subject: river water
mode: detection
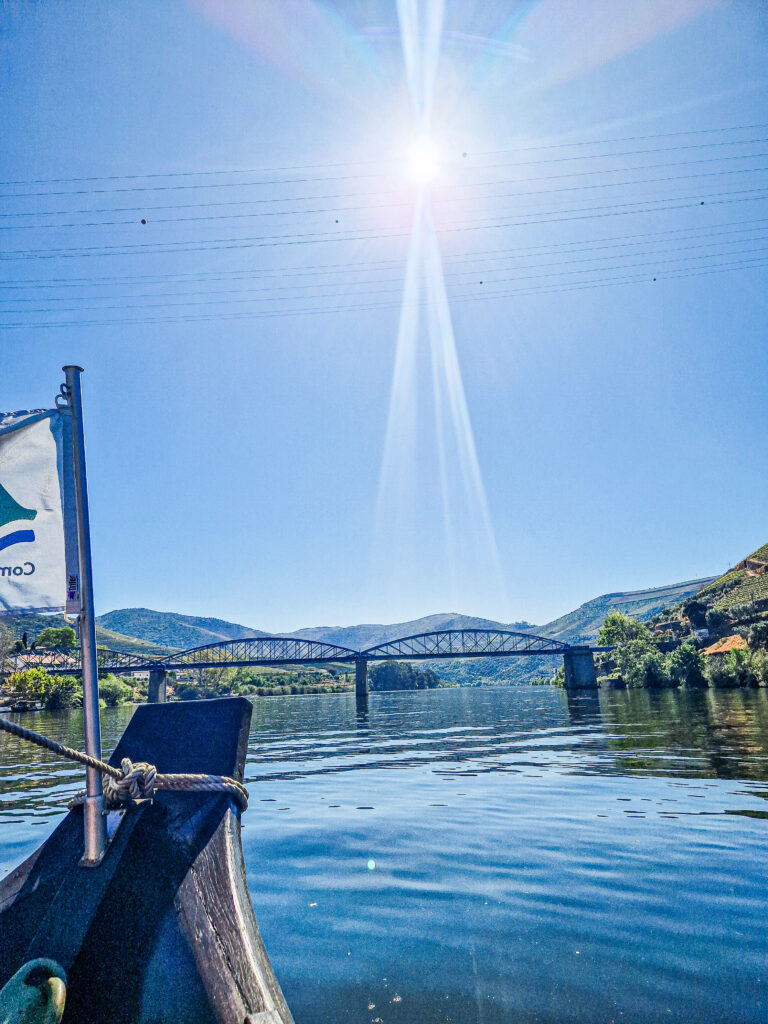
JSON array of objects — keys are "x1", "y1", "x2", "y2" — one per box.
[{"x1": 1, "y1": 686, "x2": 767, "y2": 1023}]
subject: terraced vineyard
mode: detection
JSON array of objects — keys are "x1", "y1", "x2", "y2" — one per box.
[
  {"x1": 715, "y1": 571, "x2": 768, "y2": 609},
  {"x1": 694, "y1": 543, "x2": 768, "y2": 611}
]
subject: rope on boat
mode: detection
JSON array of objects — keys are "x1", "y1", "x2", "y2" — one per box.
[{"x1": 0, "y1": 716, "x2": 249, "y2": 812}]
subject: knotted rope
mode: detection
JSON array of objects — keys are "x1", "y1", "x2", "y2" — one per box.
[{"x1": 0, "y1": 716, "x2": 249, "y2": 812}]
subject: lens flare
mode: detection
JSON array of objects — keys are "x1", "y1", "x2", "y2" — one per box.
[
  {"x1": 371, "y1": 0, "x2": 508, "y2": 618},
  {"x1": 405, "y1": 136, "x2": 440, "y2": 184}
]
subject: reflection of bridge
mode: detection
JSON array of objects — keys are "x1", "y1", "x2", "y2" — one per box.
[{"x1": 11, "y1": 629, "x2": 599, "y2": 699}]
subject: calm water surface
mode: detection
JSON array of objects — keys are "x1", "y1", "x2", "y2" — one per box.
[{"x1": 2, "y1": 686, "x2": 767, "y2": 1023}]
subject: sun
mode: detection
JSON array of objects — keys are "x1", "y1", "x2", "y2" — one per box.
[{"x1": 405, "y1": 136, "x2": 440, "y2": 185}]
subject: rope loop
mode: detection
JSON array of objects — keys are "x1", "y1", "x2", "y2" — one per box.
[{"x1": 103, "y1": 758, "x2": 157, "y2": 804}]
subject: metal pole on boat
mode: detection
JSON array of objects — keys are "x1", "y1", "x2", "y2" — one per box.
[{"x1": 63, "y1": 365, "x2": 107, "y2": 865}]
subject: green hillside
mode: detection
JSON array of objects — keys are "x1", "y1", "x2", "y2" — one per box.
[
  {"x1": 675, "y1": 543, "x2": 768, "y2": 615},
  {"x1": 1, "y1": 611, "x2": 174, "y2": 657},
  {"x1": 538, "y1": 577, "x2": 716, "y2": 645},
  {"x1": 96, "y1": 608, "x2": 269, "y2": 649}
]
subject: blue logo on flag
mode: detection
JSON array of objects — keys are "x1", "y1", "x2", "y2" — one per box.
[{"x1": 0, "y1": 481, "x2": 36, "y2": 552}]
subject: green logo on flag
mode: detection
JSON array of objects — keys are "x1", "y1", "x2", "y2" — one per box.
[
  {"x1": 0, "y1": 482, "x2": 37, "y2": 530},
  {"x1": 0, "y1": 482, "x2": 37, "y2": 553}
]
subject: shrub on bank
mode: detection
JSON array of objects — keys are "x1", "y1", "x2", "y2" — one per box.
[
  {"x1": 748, "y1": 621, "x2": 768, "y2": 649},
  {"x1": 702, "y1": 649, "x2": 768, "y2": 689},
  {"x1": 667, "y1": 643, "x2": 707, "y2": 689},
  {"x1": 626, "y1": 649, "x2": 671, "y2": 689},
  {"x1": 750, "y1": 650, "x2": 768, "y2": 687},
  {"x1": 369, "y1": 661, "x2": 441, "y2": 691},
  {"x1": 5, "y1": 667, "x2": 82, "y2": 709},
  {"x1": 98, "y1": 675, "x2": 134, "y2": 706}
]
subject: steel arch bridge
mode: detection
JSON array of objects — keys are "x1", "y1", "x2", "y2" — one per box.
[{"x1": 9, "y1": 629, "x2": 574, "y2": 677}]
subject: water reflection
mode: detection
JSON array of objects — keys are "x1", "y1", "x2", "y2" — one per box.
[
  {"x1": 600, "y1": 687, "x2": 768, "y2": 780},
  {"x1": 564, "y1": 689, "x2": 602, "y2": 725},
  {"x1": 355, "y1": 690, "x2": 369, "y2": 726}
]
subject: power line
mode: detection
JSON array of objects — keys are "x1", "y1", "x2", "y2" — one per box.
[
  {"x1": 4, "y1": 185, "x2": 768, "y2": 260},
  {"x1": 457, "y1": 136, "x2": 768, "y2": 172},
  {"x1": 2, "y1": 121, "x2": 766, "y2": 190},
  {"x1": 2, "y1": 254, "x2": 765, "y2": 329},
  {"x1": 3, "y1": 216, "x2": 767, "y2": 290},
  {"x1": 3, "y1": 149, "x2": 767, "y2": 228},
  {"x1": 470, "y1": 121, "x2": 768, "y2": 157},
  {"x1": 4, "y1": 236, "x2": 768, "y2": 308},
  {"x1": 4, "y1": 240, "x2": 767, "y2": 314}
]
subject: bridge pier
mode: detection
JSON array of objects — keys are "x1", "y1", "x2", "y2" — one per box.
[
  {"x1": 355, "y1": 658, "x2": 368, "y2": 697},
  {"x1": 563, "y1": 647, "x2": 598, "y2": 690},
  {"x1": 148, "y1": 667, "x2": 167, "y2": 704}
]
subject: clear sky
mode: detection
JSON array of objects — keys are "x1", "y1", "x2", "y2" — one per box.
[{"x1": 1, "y1": 1, "x2": 766, "y2": 631}]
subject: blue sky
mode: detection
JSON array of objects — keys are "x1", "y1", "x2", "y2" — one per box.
[{"x1": 1, "y1": 1, "x2": 766, "y2": 631}]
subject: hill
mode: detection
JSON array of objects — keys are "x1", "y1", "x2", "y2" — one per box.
[
  {"x1": 690, "y1": 543, "x2": 768, "y2": 612},
  {"x1": 539, "y1": 577, "x2": 716, "y2": 645},
  {"x1": 95, "y1": 608, "x2": 269, "y2": 650},
  {"x1": 0, "y1": 611, "x2": 174, "y2": 657},
  {"x1": 654, "y1": 542, "x2": 768, "y2": 631},
  {"x1": 285, "y1": 612, "x2": 534, "y2": 651},
  {"x1": 90, "y1": 574, "x2": 713, "y2": 668}
]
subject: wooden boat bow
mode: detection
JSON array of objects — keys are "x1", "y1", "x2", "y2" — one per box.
[{"x1": 0, "y1": 697, "x2": 295, "y2": 1024}]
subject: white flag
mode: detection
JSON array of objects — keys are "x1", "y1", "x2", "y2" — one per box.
[{"x1": 0, "y1": 409, "x2": 79, "y2": 617}]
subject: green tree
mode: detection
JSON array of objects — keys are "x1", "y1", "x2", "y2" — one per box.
[
  {"x1": 748, "y1": 650, "x2": 768, "y2": 687},
  {"x1": 34, "y1": 626, "x2": 76, "y2": 649},
  {"x1": 626, "y1": 649, "x2": 670, "y2": 689},
  {"x1": 614, "y1": 636, "x2": 654, "y2": 677},
  {"x1": 748, "y1": 621, "x2": 768, "y2": 649},
  {"x1": 597, "y1": 610, "x2": 651, "y2": 647},
  {"x1": 704, "y1": 651, "x2": 749, "y2": 689},
  {"x1": 705, "y1": 609, "x2": 730, "y2": 635},
  {"x1": 98, "y1": 674, "x2": 133, "y2": 706},
  {"x1": 7, "y1": 667, "x2": 81, "y2": 709},
  {"x1": 369, "y1": 661, "x2": 441, "y2": 691},
  {"x1": 667, "y1": 643, "x2": 706, "y2": 689},
  {"x1": 682, "y1": 599, "x2": 708, "y2": 629}
]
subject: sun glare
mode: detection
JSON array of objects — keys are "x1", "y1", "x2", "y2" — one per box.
[{"x1": 405, "y1": 136, "x2": 440, "y2": 185}]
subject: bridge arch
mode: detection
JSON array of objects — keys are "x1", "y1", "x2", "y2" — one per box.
[
  {"x1": 160, "y1": 636, "x2": 360, "y2": 671},
  {"x1": 361, "y1": 628, "x2": 570, "y2": 660}
]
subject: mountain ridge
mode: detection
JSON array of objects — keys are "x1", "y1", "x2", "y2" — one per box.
[{"x1": 96, "y1": 607, "x2": 269, "y2": 650}]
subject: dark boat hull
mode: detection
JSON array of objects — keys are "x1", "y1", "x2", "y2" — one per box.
[{"x1": 0, "y1": 698, "x2": 294, "y2": 1024}]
